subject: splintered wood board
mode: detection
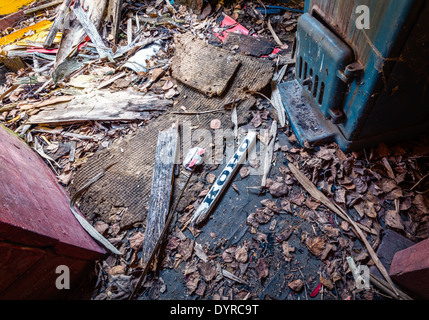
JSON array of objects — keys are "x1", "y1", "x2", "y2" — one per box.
[
  {"x1": 142, "y1": 124, "x2": 179, "y2": 262},
  {"x1": 171, "y1": 33, "x2": 241, "y2": 97},
  {"x1": 26, "y1": 91, "x2": 172, "y2": 124},
  {"x1": 53, "y1": 0, "x2": 107, "y2": 82}
]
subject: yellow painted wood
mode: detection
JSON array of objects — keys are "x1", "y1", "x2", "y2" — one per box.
[
  {"x1": 0, "y1": 20, "x2": 52, "y2": 46},
  {"x1": 0, "y1": 0, "x2": 35, "y2": 15}
]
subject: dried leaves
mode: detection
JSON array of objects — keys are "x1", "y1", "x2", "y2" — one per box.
[
  {"x1": 128, "y1": 231, "x2": 145, "y2": 251},
  {"x1": 239, "y1": 166, "x2": 250, "y2": 179},
  {"x1": 160, "y1": 229, "x2": 276, "y2": 298},
  {"x1": 305, "y1": 236, "x2": 326, "y2": 257},
  {"x1": 293, "y1": 142, "x2": 429, "y2": 238},
  {"x1": 255, "y1": 258, "x2": 269, "y2": 279},
  {"x1": 288, "y1": 279, "x2": 303, "y2": 292},
  {"x1": 241, "y1": 138, "x2": 428, "y2": 298},
  {"x1": 139, "y1": 135, "x2": 427, "y2": 300},
  {"x1": 186, "y1": 271, "x2": 200, "y2": 294},
  {"x1": 269, "y1": 182, "x2": 289, "y2": 198},
  {"x1": 235, "y1": 244, "x2": 248, "y2": 263},
  {"x1": 222, "y1": 247, "x2": 236, "y2": 263},
  {"x1": 178, "y1": 238, "x2": 194, "y2": 261},
  {"x1": 385, "y1": 210, "x2": 405, "y2": 230},
  {"x1": 282, "y1": 242, "x2": 295, "y2": 262},
  {"x1": 198, "y1": 261, "x2": 217, "y2": 282}
]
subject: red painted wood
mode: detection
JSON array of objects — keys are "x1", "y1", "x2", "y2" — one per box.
[
  {"x1": 0, "y1": 138, "x2": 60, "y2": 247},
  {"x1": 0, "y1": 126, "x2": 106, "y2": 260},
  {"x1": 0, "y1": 250, "x2": 94, "y2": 299},
  {"x1": 0, "y1": 242, "x2": 46, "y2": 291},
  {"x1": 0, "y1": 11, "x2": 25, "y2": 31},
  {"x1": 0, "y1": 126, "x2": 107, "y2": 298},
  {"x1": 390, "y1": 238, "x2": 429, "y2": 299}
]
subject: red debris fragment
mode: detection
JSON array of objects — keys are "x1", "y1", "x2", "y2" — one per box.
[
  {"x1": 309, "y1": 282, "x2": 322, "y2": 298},
  {"x1": 214, "y1": 14, "x2": 249, "y2": 41}
]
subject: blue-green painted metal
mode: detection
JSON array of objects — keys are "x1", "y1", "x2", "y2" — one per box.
[
  {"x1": 280, "y1": 0, "x2": 429, "y2": 151},
  {"x1": 295, "y1": 13, "x2": 354, "y2": 122}
]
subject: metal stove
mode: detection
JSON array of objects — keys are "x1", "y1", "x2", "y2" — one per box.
[{"x1": 279, "y1": 0, "x2": 429, "y2": 151}]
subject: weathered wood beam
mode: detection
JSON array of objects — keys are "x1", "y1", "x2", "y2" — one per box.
[
  {"x1": 142, "y1": 124, "x2": 179, "y2": 263},
  {"x1": 26, "y1": 91, "x2": 172, "y2": 125},
  {"x1": 107, "y1": 0, "x2": 123, "y2": 44},
  {"x1": 52, "y1": 0, "x2": 107, "y2": 81}
]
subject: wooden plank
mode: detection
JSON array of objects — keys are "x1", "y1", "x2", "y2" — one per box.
[
  {"x1": 24, "y1": 0, "x2": 63, "y2": 15},
  {"x1": 106, "y1": 0, "x2": 123, "y2": 44},
  {"x1": 190, "y1": 131, "x2": 257, "y2": 226},
  {"x1": 0, "y1": 19, "x2": 52, "y2": 46},
  {"x1": 26, "y1": 91, "x2": 172, "y2": 124},
  {"x1": 129, "y1": 167, "x2": 193, "y2": 300},
  {"x1": 271, "y1": 65, "x2": 288, "y2": 127},
  {"x1": 370, "y1": 273, "x2": 412, "y2": 300},
  {"x1": 0, "y1": 125, "x2": 106, "y2": 259},
  {"x1": 390, "y1": 238, "x2": 429, "y2": 299},
  {"x1": 0, "y1": 11, "x2": 25, "y2": 31},
  {"x1": 0, "y1": 0, "x2": 34, "y2": 15},
  {"x1": 19, "y1": 95, "x2": 74, "y2": 110},
  {"x1": 0, "y1": 251, "x2": 94, "y2": 299},
  {"x1": 127, "y1": 17, "x2": 133, "y2": 45},
  {"x1": 97, "y1": 71, "x2": 126, "y2": 89},
  {"x1": 142, "y1": 124, "x2": 179, "y2": 263},
  {"x1": 1, "y1": 57, "x2": 25, "y2": 72},
  {"x1": 0, "y1": 242, "x2": 46, "y2": 293}
]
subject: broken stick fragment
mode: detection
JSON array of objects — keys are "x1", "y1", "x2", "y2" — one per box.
[
  {"x1": 261, "y1": 120, "x2": 277, "y2": 187},
  {"x1": 43, "y1": 0, "x2": 72, "y2": 48},
  {"x1": 271, "y1": 65, "x2": 288, "y2": 127},
  {"x1": 69, "y1": 162, "x2": 122, "y2": 255},
  {"x1": 190, "y1": 131, "x2": 257, "y2": 226},
  {"x1": 71, "y1": 0, "x2": 113, "y2": 61}
]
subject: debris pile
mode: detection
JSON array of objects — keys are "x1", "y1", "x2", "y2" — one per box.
[{"x1": 1, "y1": 0, "x2": 428, "y2": 301}]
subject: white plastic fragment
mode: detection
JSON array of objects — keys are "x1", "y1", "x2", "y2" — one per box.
[{"x1": 183, "y1": 147, "x2": 205, "y2": 171}]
